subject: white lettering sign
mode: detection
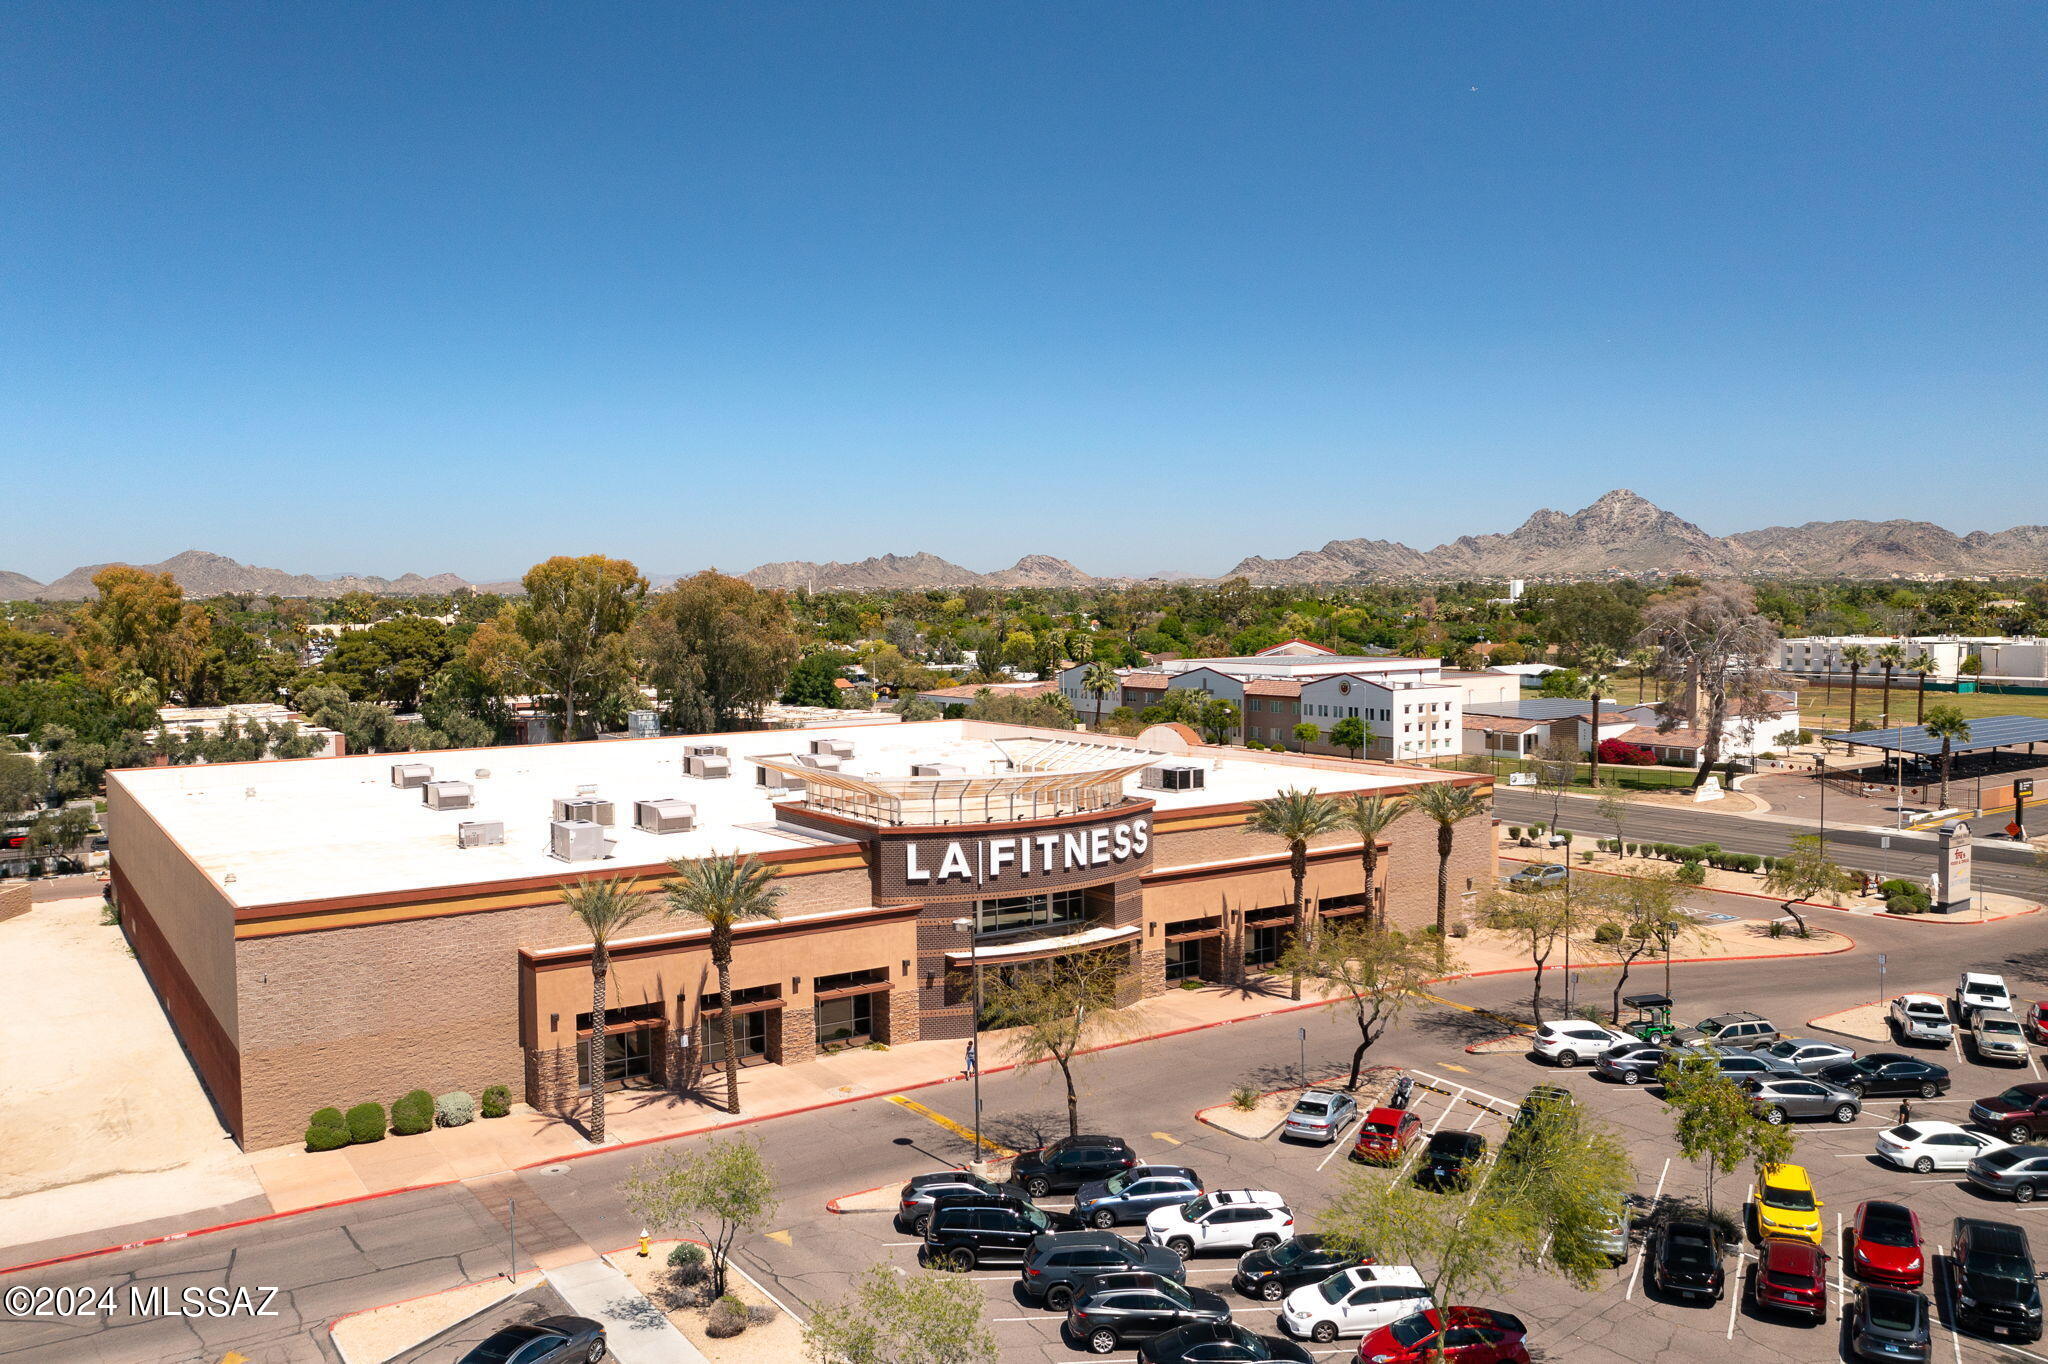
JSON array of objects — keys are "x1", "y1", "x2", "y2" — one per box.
[{"x1": 900, "y1": 817, "x2": 1153, "y2": 886}]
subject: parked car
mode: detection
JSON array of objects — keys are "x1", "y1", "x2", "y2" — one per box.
[
  {"x1": 1958, "y1": 972, "x2": 2015, "y2": 1022},
  {"x1": 1232, "y1": 1234, "x2": 1363, "y2": 1302},
  {"x1": 1019, "y1": 1231, "x2": 1185, "y2": 1307},
  {"x1": 1818, "y1": 1053, "x2": 1950, "y2": 1100},
  {"x1": 1874, "y1": 1121, "x2": 2009, "y2": 1174},
  {"x1": 1749, "y1": 1037, "x2": 1858, "y2": 1075},
  {"x1": 1946, "y1": 1217, "x2": 2043, "y2": 1341},
  {"x1": 1753, "y1": 1236, "x2": 1830, "y2": 1323},
  {"x1": 1970, "y1": 1083, "x2": 2048, "y2": 1142},
  {"x1": 1965, "y1": 1146, "x2": 2048, "y2": 1203},
  {"x1": 1674, "y1": 1010, "x2": 1778, "y2": 1048},
  {"x1": 1505, "y1": 864, "x2": 1567, "y2": 892},
  {"x1": 1584, "y1": 1200, "x2": 1632, "y2": 1267},
  {"x1": 456, "y1": 1317, "x2": 607, "y2": 1364},
  {"x1": 923, "y1": 1199, "x2": 1080, "y2": 1270},
  {"x1": 1746, "y1": 1076, "x2": 1861, "y2": 1125},
  {"x1": 1970, "y1": 1009, "x2": 2032, "y2": 1065},
  {"x1": 1277, "y1": 1265, "x2": 1433, "y2": 1342},
  {"x1": 1650, "y1": 1219, "x2": 1727, "y2": 1303},
  {"x1": 1012, "y1": 1135, "x2": 1139, "y2": 1196},
  {"x1": 1511, "y1": 1083, "x2": 1574, "y2": 1128},
  {"x1": 1145, "y1": 1189, "x2": 1293, "y2": 1258},
  {"x1": 1065, "y1": 1271, "x2": 1231, "y2": 1353},
  {"x1": 1074, "y1": 1165, "x2": 1204, "y2": 1228},
  {"x1": 1136, "y1": 1320, "x2": 1313, "y2": 1364},
  {"x1": 1529, "y1": 1018, "x2": 1632, "y2": 1067},
  {"x1": 2025, "y1": 1001, "x2": 2048, "y2": 1045},
  {"x1": 895, "y1": 1170, "x2": 1034, "y2": 1234},
  {"x1": 1415, "y1": 1132, "x2": 1487, "y2": 1192},
  {"x1": 1282, "y1": 1089, "x2": 1359, "y2": 1144},
  {"x1": 1353, "y1": 1307, "x2": 1532, "y2": 1364},
  {"x1": 1750, "y1": 1163, "x2": 1825, "y2": 1245},
  {"x1": 1847, "y1": 1284, "x2": 1931, "y2": 1363},
  {"x1": 1889, "y1": 994, "x2": 1955, "y2": 1045},
  {"x1": 1851, "y1": 1200, "x2": 1925, "y2": 1287},
  {"x1": 1351, "y1": 1107, "x2": 1424, "y2": 1164},
  {"x1": 1593, "y1": 1042, "x2": 1670, "y2": 1086},
  {"x1": 1702, "y1": 1046, "x2": 1799, "y2": 1084}
]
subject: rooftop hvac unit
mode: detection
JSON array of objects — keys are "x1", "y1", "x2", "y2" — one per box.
[
  {"x1": 1140, "y1": 762, "x2": 1206, "y2": 792},
  {"x1": 809, "y1": 737, "x2": 855, "y2": 759},
  {"x1": 912, "y1": 762, "x2": 966, "y2": 776},
  {"x1": 683, "y1": 752, "x2": 731, "y2": 779},
  {"x1": 390, "y1": 763, "x2": 433, "y2": 789},
  {"x1": 634, "y1": 798, "x2": 696, "y2": 834},
  {"x1": 552, "y1": 797, "x2": 616, "y2": 826},
  {"x1": 756, "y1": 761, "x2": 806, "y2": 791},
  {"x1": 627, "y1": 709, "x2": 661, "y2": 739},
  {"x1": 422, "y1": 780, "x2": 474, "y2": 811},
  {"x1": 796, "y1": 752, "x2": 842, "y2": 772},
  {"x1": 457, "y1": 820, "x2": 505, "y2": 849},
  {"x1": 549, "y1": 819, "x2": 613, "y2": 863},
  {"x1": 685, "y1": 742, "x2": 727, "y2": 756}
]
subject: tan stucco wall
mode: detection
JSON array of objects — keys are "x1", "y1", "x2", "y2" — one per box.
[{"x1": 106, "y1": 776, "x2": 241, "y2": 1036}]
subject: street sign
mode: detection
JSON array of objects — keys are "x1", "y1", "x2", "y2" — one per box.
[
  {"x1": 2019, "y1": 778, "x2": 2036, "y2": 796},
  {"x1": 1878, "y1": 954, "x2": 1887, "y2": 967}
]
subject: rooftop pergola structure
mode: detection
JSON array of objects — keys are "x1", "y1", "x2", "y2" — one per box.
[{"x1": 753, "y1": 739, "x2": 1171, "y2": 827}]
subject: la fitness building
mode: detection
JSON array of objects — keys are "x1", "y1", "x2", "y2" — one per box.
[{"x1": 105, "y1": 720, "x2": 1494, "y2": 1149}]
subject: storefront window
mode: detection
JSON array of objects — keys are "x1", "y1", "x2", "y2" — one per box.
[
  {"x1": 1165, "y1": 940, "x2": 1200, "y2": 982},
  {"x1": 1245, "y1": 925, "x2": 1285, "y2": 969},
  {"x1": 974, "y1": 887, "x2": 1087, "y2": 937},
  {"x1": 576, "y1": 1027, "x2": 655, "y2": 1090},
  {"x1": 816, "y1": 993, "x2": 876, "y2": 1052}
]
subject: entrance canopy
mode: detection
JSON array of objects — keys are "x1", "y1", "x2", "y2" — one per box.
[{"x1": 1821, "y1": 714, "x2": 2048, "y2": 758}]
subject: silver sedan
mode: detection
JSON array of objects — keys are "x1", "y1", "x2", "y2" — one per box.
[
  {"x1": 1282, "y1": 1089, "x2": 1360, "y2": 1144},
  {"x1": 1748, "y1": 1037, "x2": 1858, "y2": 1076}
]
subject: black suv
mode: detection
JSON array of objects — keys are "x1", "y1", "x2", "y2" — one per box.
[
  {"x1": 1012, "y1": 1135, "x2": 1140, "y2": 1197},
  {"x1": 1231, "y1": 1234, "x2": 1362, "y2": 1302},
  {"x1": 922, "y1": 1198, "x2": 1072, "y2": 1271},
  {"x1": 1020, "y1": 1231, "x2": 1184, "y2": 1308},
  {"x1": 1416, "y1": 1131, "x2": 1486, "y2": 1191},
  {"x1": 1948, "y1": 1217, "x2": 2043, "y2": 1342},
  {"x1": 895, "y1": 1170, "x2": 1034, "y2": 1234},
  {"x1": 1649, "y1": 1218, "x2": 1727, "y2": 1303},
  {"x1": 1065, "y1": 1270, "x2": 1229, "y2": 1353}
]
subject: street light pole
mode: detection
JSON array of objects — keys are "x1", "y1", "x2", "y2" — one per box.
[
  {"x1": 1816, "y1": 754, "x2": 1828, "y2": 861},
  {"x1": 952, "y1": 916, "x2": 987, "y2": 1176}
]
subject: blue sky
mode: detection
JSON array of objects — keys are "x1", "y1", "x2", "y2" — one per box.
[{"x1": 5, "y1": 3, "x2": 2044, "y2": 581}]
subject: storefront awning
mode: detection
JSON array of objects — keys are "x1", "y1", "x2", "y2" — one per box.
[{"x1": 944, "y1": 923, "x2": 1140, "y2": 965}]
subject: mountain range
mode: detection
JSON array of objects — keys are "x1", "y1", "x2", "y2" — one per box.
[{"x1": 6, "y1": 492, "x2": 2048, "y2": 598}]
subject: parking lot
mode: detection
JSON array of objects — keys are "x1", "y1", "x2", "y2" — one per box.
[{"x1": 745, "y1": 975, "x2": 2048, "y2": 1364}]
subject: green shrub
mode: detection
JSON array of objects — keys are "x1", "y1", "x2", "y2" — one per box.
[
  {"x1": 480, "y1": 1084, "x2": 511, "y2": 1118},
  {"x1": 1676, "y1": 860, "x2": 1707, "y2": 886},
  {"x1": 1230, "y1": 1083, "x2": 1262, "y2": 1112},
  {"x1": 1698, "y1": 843, "x2": 1720, "y2": 855},
  {"x1": 1592, "y1": 923, "x2": 1623, "y2": 944},
  {"x1": 1580, "y1": 851, "x2": 1595, "y2": 864},
  {"x1": 1508, "y1": 826, "x2": 1523, "y2": 840},
  {"x1": 305, "y1": 1123, "x2": 350, "y2": 1152},
  {"x1": 391, "y1": 1090, "x2": 435, "y2": 1136},
  {"x1": 345, "y1": 1101, "x2": 387, "y2": 1144},
  {"x1": 707, "y1": 1295, "x2": 749, "y2": 1339},
  {"x1": 311, "y1": 1106, "x2": 344, "y2": 1130},
  {"x1": 669, "y1": 1240, "x2": 706, "y2": 1269},
  {"x1": 1879, "y1": 878, "x2": 1932, "y2": 914},
  {"x1": 436, "y1": 1092, "x2": 475, "y2": 1127}
]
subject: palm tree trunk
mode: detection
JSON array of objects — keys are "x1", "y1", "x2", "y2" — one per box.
[
  {"x1": 1881, "y1": 669, "x2": 1893, "y2": 725},
  {"x1": 1288, "y1": 845, "x2": 1307, "y2": 1001},
  {"x1": 1916, "y1": 675, "x2": 1927, "y2": 724},
  {"x1": 588, "y1": 950, "x2": 608, "y2": 1143},
  {"x1": 717, "y1": 956, "x2": 741, "y2": 1115},
  {"x1": 1361, "y1": 845, "x2": 1380, "y2": 930},
  {"x1": 1434, "y1": 827, "x2": 1452, "y2": 964},
  {"x1": 1940, "y1": 740, "x2": 1953, "y2": 811},
  {"x1": 1847, "y1": 666, "x2": 1860, "y2": 730},
  {"x1": 1587, "y1": 688, "x2": 1603, "y2": 791}
]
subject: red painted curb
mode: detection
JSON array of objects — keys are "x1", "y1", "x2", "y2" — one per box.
[{"x1": 825, "y1": 1185, "x2": 887, "y2": 1215}]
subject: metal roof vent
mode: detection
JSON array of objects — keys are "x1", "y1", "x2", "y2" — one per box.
[
  {"x1": 474, "y1": 768, "x2": 491, "y2": 780},
  {"x1": 391, "y1": 763, "x2": 433, "y2": 789},
  {"x1": 549, "y1": 819, "x2": 614, "y2": 863},
  {"x1": 1140, "y1": 761, "x2": 1206, "y2": 792},
  {"x1": 457, "y1": 820, "x2": 505, "y2": 849},
  {"x1": 634, "y1": 798, "x2": 696, "y2": 834},
  {"x1": 553, "y1": 797, "x2": 615, "y2": 826},
  {"x1": 422, "y1": 781, "x2": 474, "y2": 810}
]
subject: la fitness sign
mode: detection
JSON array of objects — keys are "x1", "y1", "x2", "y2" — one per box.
[{"x1": 880, "y1": 812, "x2": 1153, "y2": 894}]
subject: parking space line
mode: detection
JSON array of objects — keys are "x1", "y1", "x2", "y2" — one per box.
[
  {"x1": 1835, "y1": 1211, "x2": 1846, "y2": 1304},
  {"x1": 1315, "y1": 1115, "x2": 1363, "y2": 1172},
  {"x1": 1625, "y1": 1158, "x2": 1671, "y2": 1303},
  {"x1": 1725, "y1": 1250, "x2": 1748, "y2": 1339},
  {"x1": 1934, "y1": 1243, "x2": 1963, "y2": 1364}
]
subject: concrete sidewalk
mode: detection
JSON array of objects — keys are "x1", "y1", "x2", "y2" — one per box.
[{"x1": 546, "y1": 1257, "x2": 707, "y2": 1364}]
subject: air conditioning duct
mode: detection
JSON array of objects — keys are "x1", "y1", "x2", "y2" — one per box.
[
  {"x1": 634, "y1": 798, "x2": 696, "y2": 834},
  {"x1": 390, "y1": 763, "x2": 433, "y2": 789},
  {"x1": 422, "y1": 780, "x2": 474, "y2": 810}
]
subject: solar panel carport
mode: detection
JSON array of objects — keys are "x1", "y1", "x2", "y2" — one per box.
[{"x1": 1821, "y1": 714, "x2": 2048, "y2": 757}]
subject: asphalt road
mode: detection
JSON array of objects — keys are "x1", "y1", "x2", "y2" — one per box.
[
  {"x1": 1497, "y1": 790, "x2": 2048, "y2": 901},
  {"x1": 7, "y1": 887, "x2": 2048, "y2": 1364}
]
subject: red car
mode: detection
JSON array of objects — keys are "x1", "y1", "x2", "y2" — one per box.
[
  {"x1": 2027, "y1": 1002, "x2": 2048, "y2": 1046},
  {"x1": 1753, "y1": 1237, "x2": 1829, "y2": 1323},
  {"x1": 1851, "y1": 1199, "x2": 1924, "y2": 1287},
  {"x1": 1351, "y1": 1107, "x2": 1423, "y2": 1165},
  {"x1": 1355, "y1": 1307, "x2": 1529, "y2": 1363}
]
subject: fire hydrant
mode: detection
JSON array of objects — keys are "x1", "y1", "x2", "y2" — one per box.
[{"x1": 638, "y1": 1231, "x2": 650, "y2": 1258}]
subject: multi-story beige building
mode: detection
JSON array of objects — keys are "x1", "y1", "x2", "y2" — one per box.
[{"x1": 105, "y1": 720, "x2": 1493, "y2": 1150}]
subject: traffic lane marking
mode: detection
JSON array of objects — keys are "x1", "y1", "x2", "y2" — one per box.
[{"x1": 885, "y1": 1093, "x2": 1017, "y2": 1157}]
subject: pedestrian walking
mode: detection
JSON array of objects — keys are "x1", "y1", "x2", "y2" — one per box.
[{"x1": 1897, "y1": 1096, "x2": 1914, "y2": 1127}]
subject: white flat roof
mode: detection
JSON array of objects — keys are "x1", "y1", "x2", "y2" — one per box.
[{"x1": 109, "y1": 720, "x2": 1433, "y2": 908}]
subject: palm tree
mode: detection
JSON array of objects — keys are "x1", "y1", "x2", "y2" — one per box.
[
  {"x1": 1907, "y1": 652, "x2": 1937, "y2": 724},
  {"x1": 1245, "y1": 788, "x2": 1343, "y2": 999},
  {"x1": 1627, "y1": 646, "x2": 1661, "y2": 704},
  {"x1": 1338, "y1": 794, "x2": 1403, "y2": 928},
  {"x1": 559, "y1": 875, "x2": 660, "y2": 1143},
  {"x1": 1581, "y1": 647, "x2": 1617, "y2": 792},
  {"x1": 1840, "y1": 645, "x2": 1871, "y2": 730},
  {"x1": 1082, "y1": 661, "x2": 1118, "y2": 730},
  {"x1": 1924, "y1": 706, "x2": 1972, "y2": 811},
  {"x1": 1876, "y1": 643, "x2": 1907, "y2": 727},
  {"x1": 663, "y1": 853, "x2": 785, "y2": 1114},
  {"x1": 1408, "y1": 780, "x2": 1488, "y2": 963}
]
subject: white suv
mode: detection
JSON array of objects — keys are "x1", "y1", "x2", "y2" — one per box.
[
  {"x1": 1958, "y1": 973, "x2": 2014, "y2": 1022},
  {"x1": 1531, "y1": 1019, "x2": 1633, "y2": 1068},
  {"x1": 1144, "y1": 1189, "x2": 1292, "y2": 1258},
  {"x1": 1889, "y1": 994, "x2": 1954, "y2": 1044},
  {"x1": 1279, "y1": 1265, "x2": 1433, "y2": 1342}
]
